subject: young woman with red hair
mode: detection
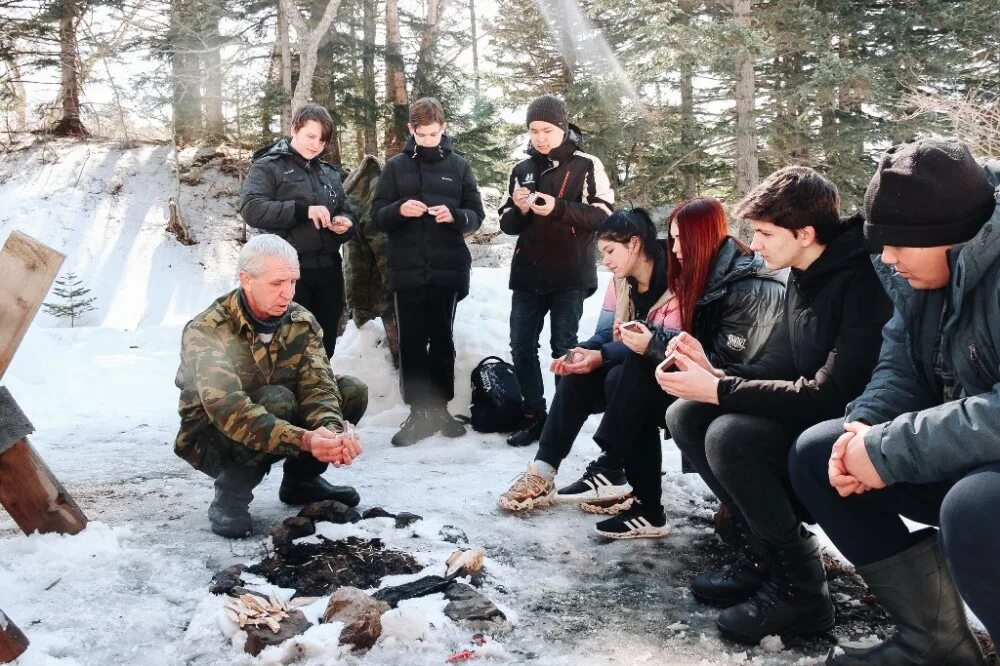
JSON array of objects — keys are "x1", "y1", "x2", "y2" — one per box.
[{"x1": 497, "y1": 200, "x2": 786, "y2": 539}]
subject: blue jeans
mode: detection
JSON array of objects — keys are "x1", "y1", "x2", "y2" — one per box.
[
  {"x1": 790, "y1": 417, "x2": 1000, "y2": 639},
  {"x1": 509, "y1": 289, "x2": 588, "y2": 415}
]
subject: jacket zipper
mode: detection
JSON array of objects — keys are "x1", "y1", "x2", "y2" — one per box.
[{"x1": 969, "y1": 344, "x2": 995, "y2": 384}]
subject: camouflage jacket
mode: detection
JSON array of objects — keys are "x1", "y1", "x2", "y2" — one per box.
[{"x1": 174, "y1": 289, "x2": 344, "y2": 465}]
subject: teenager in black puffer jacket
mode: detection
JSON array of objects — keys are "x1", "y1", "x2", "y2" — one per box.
[
  {"x1": 372, "y1": 97, "x2": 485, "y2": 447},
  {"x1": 240, "y1": 104, "x2": 358, "y2": 358}
]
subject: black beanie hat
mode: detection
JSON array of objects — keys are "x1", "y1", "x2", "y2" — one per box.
[
  {"x1": 526, "y1": 95, "x2": 567, "y2": 131},
  {"x1": 863, "y1": 138, "x2": 995, "y2": 251}
]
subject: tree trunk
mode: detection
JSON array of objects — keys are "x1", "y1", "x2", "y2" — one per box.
[
  {"x1": 280, "y1": 0, "x2": 343, "y2": 114},
  {"x1": 0, "y1": 608, "x2": 29, "y2": 663},
  {"x1": 170, "y1": 0, "x2": 202, "y2": 145},
  {"x1": 277, "y1": 4, "x2": 293, "y2": 132},
  {"x1": 733, "y1": 0, "x2": 758, "y2": 200},
  {"x1": 413, "y1": 0, "x2": 453, "y2": 98},
  {"x1": 678, "y1": 0, "x2": 698, "y2": 198},
  {"x1": 384, "y1": 0, "x2": 407, "y2": 159},
  {"x1": 3, "y1": 56, "x2": 27, "y2": 132},
  {"x1": 469, "y1": 0, "x2": 480, "y2": 96},
  {"x1": 361, "y1": 0, "x2": 378, "y2": 154},
  {"x1": 52, "y1": 0, "x2": 88, "y2": 136},
  {"x1": 203, "y1": 19, "x2": 225, "y2": 141}
]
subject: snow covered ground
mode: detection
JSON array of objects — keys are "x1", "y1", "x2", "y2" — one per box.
[{"x1": 0, "y1": 139, "x2": 859, "y2": 665}]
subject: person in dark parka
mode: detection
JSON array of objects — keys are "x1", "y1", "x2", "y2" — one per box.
[
  {"x1": 372, "y1": 97, "x2": 485, "y2": 447},
  {"x1": 659, "y1": 167, "x2": 893, "y2": 644},
  {"x1": 790, "y1": 139, "x2": 999, "y2": 665},
  {"x1": 239, "y1": 103, "x2": 358, "y2": 358}
]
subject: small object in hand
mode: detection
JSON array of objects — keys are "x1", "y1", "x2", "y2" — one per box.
[
  {"x1": 343, "y1": 421, "x2": 359, "y2": 443},
  {"x1": 563, "y1": 350, "x2": 584, "y2": 364},
  {"x1": 656, "y1": 351, "x2": 676, "y2": 373},
  {"x1": 527, "y1": 191, "x2": 541, "y2": 205},
  {"x1": 620, "y1": 320, "x2": 644, "y2": 333}
]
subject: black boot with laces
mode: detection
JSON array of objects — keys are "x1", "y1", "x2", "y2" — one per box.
[{"x1": 391, "y1": 408, "x2": 437, "y2": 447}]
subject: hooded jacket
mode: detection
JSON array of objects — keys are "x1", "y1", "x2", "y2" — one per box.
[
  {"x1": 239, "y1": 139, "x2": 358, "y2": 269},
  {"x1": 716, "y1": 218, "x2": 894, "y2": 430},
  {"x1": 372, "y1": 134, "x2": 485, "y2": 297},
  {"x1": 499, "y1": 130, "x2": 614, "y2": 294},
  {"x1": 851, "y1": 162, "x2": 1000, "y2": 485},
  {"x1": 645, "y1": 237, "x2": 787, "y2": 375}
]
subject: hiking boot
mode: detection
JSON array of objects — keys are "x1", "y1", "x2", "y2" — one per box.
[
  {"x1": 208, "y1": 466, "x2": 267, "y2": 539},
  {"x1": 430, "y1": 406, "x2": 466, "y2": 438},
  {"x1": 826, "y1": 532, "x2": 986, "y2": 666},
  {"x1": 692, "y1": 515, "x2": 768, "y2": 606},
  {"x1": 717, "y1": 530, "x2": 834, "y2": 644},
  {"x1": 580, "y1": 492, "x2": 635, "y2": 515},
  {"x1": 691, "y1": 555, "x2": 768, "y2": 606},
  {"x1": 392, "y1": 408, "x2": 436, "y2": 447},
  {"x1": 594, "y1": 502, "x2": 670, "y2": 540},
  {"x1": 507, "y1": 412, "x2": 545, "y2": 447},
  {"x1": 498, "y1": 463, "x2": 555, "y2": 512},
  {"x1": 279, "y1": 475, "x2": 360, "y2": 507},
  {"x1": 557, "y1": 456, "x2": 630, "y2": 502}
]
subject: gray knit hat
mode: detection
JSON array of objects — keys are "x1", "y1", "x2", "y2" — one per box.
[
  {"x1": 526, "y1": 95, "x2": 567, "y2": 131},
  {"x1": 863, "y1": 138, "x2": 995, "y2": 251}
]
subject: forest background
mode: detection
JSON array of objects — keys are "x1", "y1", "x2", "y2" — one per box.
[{"x1": 2, "y1": 0, "x2": 999, "y2": 216}]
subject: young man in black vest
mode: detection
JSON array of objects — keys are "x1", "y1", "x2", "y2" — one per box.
[{"x1": 373, "y1": 97, "x2": 485, "y2": 447}]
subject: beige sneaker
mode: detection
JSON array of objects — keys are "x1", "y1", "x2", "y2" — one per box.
[{"x1": 498, "y1": 464, "x2": 556, "y2": 512}]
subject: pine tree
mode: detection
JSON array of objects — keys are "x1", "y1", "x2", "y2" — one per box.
[{"x1": 43, "y1": 272, "x2": 97, "y2": 327}]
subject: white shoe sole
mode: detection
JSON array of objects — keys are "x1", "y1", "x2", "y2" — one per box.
[
  {"x1": 580, "y1": 495, "x2": 635, "y2": 515},
  {"x1": 498, "y1": 490, "x2": 556, "y2": 512},
  {"x1": 556, "y1": 485, "x2": 631, "y2": 503},
  {"x1": 595, "y1": 524, "x2": 670, "y2": 540}
]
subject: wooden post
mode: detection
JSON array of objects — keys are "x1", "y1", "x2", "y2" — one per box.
[
  {"x1": 0, "y1": 231, "x2": 88, "y2": 535},
  {"x1": 0, "y1": 607, "x2": 29, "y2": 663}
]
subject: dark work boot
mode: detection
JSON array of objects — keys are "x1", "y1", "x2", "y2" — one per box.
[
  {"x1": 208, "y1": 466, "x2": 267, "y2": 539},
  {"x1": 717, "y1": 529, "x2": 835, "y2": 644},
  {"x1": 430, "y1": 405, "x2": 466, "y2": 438},
  {"x1": 506, "y1": 411, "x2": 546, "y2": 447},
  {"x1": 279, "y1": 453, "x2": 360, "y2": 507},
  {"x1": 391, "y1": 407, "x2": 437, "y2": 447},
  {"x1": 692, "y1": 522, "x2": 768, "y2": 606},
  {"x1": 827, "y1": 533, "x2": 986, "y2": 666}
]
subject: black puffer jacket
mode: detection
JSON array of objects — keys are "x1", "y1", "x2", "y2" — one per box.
[
  {"x1": 499, "y1": 130, "x2": 614, "y2": 294},
  {"x1": 717, "y1": 218, "x2": 894, "y2": 429},
  {"x1": 646, "y1": 237, "x2": 787, "y2": 373},
  {"x1": 239, "y1": 139, "x2": 358, "y2": 269},
  {"x1": 372, "y1": 134, "x2": 485, "y2": 297}
]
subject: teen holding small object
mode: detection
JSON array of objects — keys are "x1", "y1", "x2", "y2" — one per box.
[{"x1": 372, "y1": 97, "x2": 485, "y2": 447}]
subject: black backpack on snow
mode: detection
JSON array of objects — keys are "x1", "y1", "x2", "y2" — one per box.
[{"x1": 468, "y1": 356, "x2": 524, "y2": 433}]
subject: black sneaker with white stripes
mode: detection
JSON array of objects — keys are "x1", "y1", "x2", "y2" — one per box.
[
  {"x1": 594, "y1": 504, "x2": 670, "y2": 540},
  {"x1": 556, "y1": 458, "x2": 630, "y2": 502}
]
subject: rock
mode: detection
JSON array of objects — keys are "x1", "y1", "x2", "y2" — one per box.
[
  {"x1": 298, "y1": 500, "x2": 361, "y2": 524},
  {"x1": 373, "y1": 575, "x2": 452, "y2": 608},
  {"x1": 322, "y1": 586, "x2": 390, "y2": 651},
  {"x1": 209, "y1": 564, "x2": 246, "y2": 595},
  {"x1": 445, "y1": 548, "x2": 485, "y2": 580},
  {"x1": 443, "y1": 583, "x2": 507, "y2": 628},
  {"x1": 362, "y1": 507, "x2": 397, "y2": 520},
  {"x1": 439, "y1": 525, "x2": 469, "y2": 544},
  {"x1": 394, "y1": 512, "x2": 422, "y2": 528},
  {"x1": 271, "y1": 517, "x2": 317, "y2": 549},
  {"x1": 283, "y1": 516, "x2": 316, "y2": 538},
  {"x1": 242, "y1": 610, "x2": 312, "y2": 656}
]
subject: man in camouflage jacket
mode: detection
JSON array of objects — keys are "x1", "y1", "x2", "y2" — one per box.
[{"x1": 175, "y1": 234, "x2": 368, "y2": 538}]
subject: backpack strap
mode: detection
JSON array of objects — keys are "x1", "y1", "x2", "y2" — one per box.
[{"x1": 475, "y1": 356, "x2": 508, "y2": 371}]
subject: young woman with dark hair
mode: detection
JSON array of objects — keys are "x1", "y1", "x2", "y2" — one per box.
[{"x1": 498, "y1": 200, "x2": 786, "y2": 539}]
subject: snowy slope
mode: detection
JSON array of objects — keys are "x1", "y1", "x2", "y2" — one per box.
[{"x1": 0, "y1": 139, "x2": 859, "y2": 665}]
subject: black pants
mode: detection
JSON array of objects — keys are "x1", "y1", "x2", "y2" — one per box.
[
  {"x1": 595, "y1": 352, "x2": 674, "y2": 512},
  {"x1": 394, "y1": 284, "x2": 458, "y2": 408},
  {"x1": 664, "y1": 400, "x2": 807, "y2": 547},
  {"x1": 296, "y1": 262, "x2": 345, "y2": 358},
  {"x1": 790, "y1": 417, "x2": 1000, "y2": 638}
]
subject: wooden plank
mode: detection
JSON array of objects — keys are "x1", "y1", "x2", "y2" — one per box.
[
  {"x1": 0, "y1": 438, "x2": 87, "y2": 535},
  {"x1": 0, "y1": 607, "x2": 29, "y2": 663},
  {"x1": 0, "y1": 231, "x2": 65, "y2": 380}
]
